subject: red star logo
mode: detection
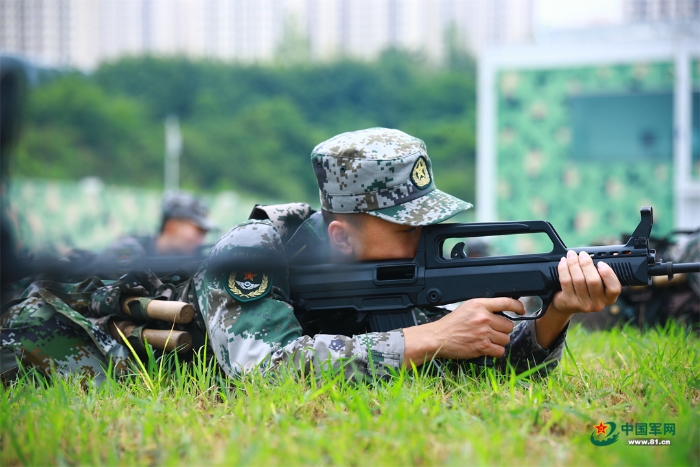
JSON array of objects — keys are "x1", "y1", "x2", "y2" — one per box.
[
  {"x1": 594, "y1": 421, "x2": 608, "y2": 435},
  {"x1": 243, "y1": 271, "x2": 257, "y2": 281}
]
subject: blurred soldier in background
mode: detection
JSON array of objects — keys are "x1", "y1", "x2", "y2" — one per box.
[
  {"x1": 573, "y1": 229, "x2": 699, "y2": 330},
  {"x1": 0, "y1": 190, "x2": 218, "y2": 382},
  {"x1": 85, "y1": 191, "x2": 215, "y2": 279},
  {"x1": 668, "y1": 229, "x2": 700, "y2": 326},
  {"x1": 678, "y1": 230, "x2": 700, "y2": 301},
  {"x1": 104, "y1": 191, "x2": 216, "y2": 259},
  {"x1": 0, "y1": 191, "x2": 217, "y2": 301}
]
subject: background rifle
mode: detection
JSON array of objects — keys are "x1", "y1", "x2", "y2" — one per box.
[{"x1": 288, "y1": 207, "x2": 700, "y2": 332}]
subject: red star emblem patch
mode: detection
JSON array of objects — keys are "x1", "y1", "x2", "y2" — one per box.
[{"x1": 594, "y1": 421, "x2": 608, "y2": 436}]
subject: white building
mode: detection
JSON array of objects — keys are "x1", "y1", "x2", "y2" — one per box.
[
  {"x1": 624, "y1": 0, "x2": 700, "y2": 22},
  {"x1": 0, "y1": 0, "x2": 534, "y2": 69}
]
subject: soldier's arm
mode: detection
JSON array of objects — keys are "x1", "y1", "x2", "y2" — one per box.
[
  {"x1": 201, "y1": 292, "x2": 405, "y2": 378},
  {"x1": 404, "y1": 301, "x2": 567, "y2": 373}
]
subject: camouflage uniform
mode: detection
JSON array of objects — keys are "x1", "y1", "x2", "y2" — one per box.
[
  {"x1": 1, "y1": 277, "x2": 130, "y2": 383},
  {"x1": 1, "y1": 271, "x2": 206, "y2": 382},
  {"x1": 1, "y1": 128, "x2": 567, "y2": 381}
]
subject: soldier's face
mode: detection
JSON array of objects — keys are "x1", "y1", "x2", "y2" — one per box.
[
  {"x1": 348, "y1": 215, "x2": 422, "y2": 261},
  {"x1": 161, "y1": 218, "x2": 208, "y2": 255}
]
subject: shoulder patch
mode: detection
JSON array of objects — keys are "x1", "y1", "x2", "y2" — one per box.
[
  {"x1": 410, "y1": 156, "x2": 431, "y2": 189},
  {"x1": 225, "y1": 271, "x2": 272, "y2": 302}
]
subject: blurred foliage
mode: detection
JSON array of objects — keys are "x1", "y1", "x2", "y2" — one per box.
[{"x1": 10, "y1": 50, "x2": 476, "y2": 206}]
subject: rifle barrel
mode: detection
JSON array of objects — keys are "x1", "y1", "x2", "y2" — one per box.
[{"x1": 648, "y1": 262, "x2": 700, "y2": 278}]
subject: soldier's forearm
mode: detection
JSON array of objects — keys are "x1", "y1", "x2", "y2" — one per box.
[
  {"x1": 402, "y1": 324, "x2": 439, "y2": 367},
  {"x1": 534, "y1": 308, "x2": 572, "y2": 349}
]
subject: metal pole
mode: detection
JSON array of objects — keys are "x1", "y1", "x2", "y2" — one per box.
[
  {"x1": 164, "y1": 114, "x2": 182, "y2": 193},
  {"x1": 673, "y1": 40, "x2": 698, "y2": 231}
]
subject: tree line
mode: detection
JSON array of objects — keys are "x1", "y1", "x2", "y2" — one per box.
[{"x1": 10, "y1": 50, "x2": 477, "y2": 206}]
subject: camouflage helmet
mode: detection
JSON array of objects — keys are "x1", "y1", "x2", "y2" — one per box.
[
  {"x1": 311, "y1": 128, "x2": 472, "y2": 226},
  {"x1": 162, "y1": 192, "x2": 216, "y2": 231}
]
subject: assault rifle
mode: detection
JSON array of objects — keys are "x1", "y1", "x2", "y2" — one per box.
[{"x1": 288, "y1": 207, "x2": 700, "y2": 332}]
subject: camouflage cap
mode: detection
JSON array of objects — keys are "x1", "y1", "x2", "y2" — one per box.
[
  {"x1": 311, "y1": 128, "x2": 472, "y2": 226},
  {"x1": 162, "y1": 192, "x2": 216, "y2": 231}
]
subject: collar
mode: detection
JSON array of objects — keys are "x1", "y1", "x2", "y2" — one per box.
[{"x1": 284, "y1": 211, "x2": 332, "y2": 264}]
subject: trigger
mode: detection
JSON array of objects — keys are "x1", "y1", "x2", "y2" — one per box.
[{"x1": 451, "y1": 242, "x2": 467, "y2": 259}]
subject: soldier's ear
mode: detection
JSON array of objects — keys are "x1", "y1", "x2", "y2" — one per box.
[{"x1": 327, "y1": 220, "x2": 354, "y2": 257}]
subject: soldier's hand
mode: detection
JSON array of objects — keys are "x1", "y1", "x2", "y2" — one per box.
[
  {"x1": 403, "y1": 297, "x2": 525, "y2": 365},
  {"x1": 550, "y1": 250, "x2": 621, "y2": 316}
]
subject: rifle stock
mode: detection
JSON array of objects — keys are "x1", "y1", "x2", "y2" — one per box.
[{"x1": 288, "y1": 207, "x2": 700, "y2": 332}]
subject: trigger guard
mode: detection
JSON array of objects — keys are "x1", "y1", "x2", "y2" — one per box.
[{"x1": 503, "y1": 295, "x2": 553, "y2": 321}]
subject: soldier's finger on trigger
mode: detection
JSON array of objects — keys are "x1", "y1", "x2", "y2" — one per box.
[{"x1": 482, "y1": 297, "x2": 524, "y2": 314}]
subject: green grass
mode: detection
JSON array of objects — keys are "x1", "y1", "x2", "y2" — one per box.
[{"x1": 2, "y1": 323, "x2": 699, "y2": 467}]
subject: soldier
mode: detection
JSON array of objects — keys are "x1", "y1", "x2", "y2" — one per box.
[
  {"x1": 0, "y1": 192, "x2": 215, "y2": 381},
  {"x1": 104, "y1": 191, "x2": 216, "y2": 259},
  {"x1": 189, "y1": 127, "x2": 620, "y2": 378},
  {"x1": 1, "y1": 128, "x2": 621, "y2": 382}
]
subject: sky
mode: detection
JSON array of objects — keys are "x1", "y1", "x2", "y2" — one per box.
[{"x1": 535, "y1": 0, "x2": 625, "y2": 30}]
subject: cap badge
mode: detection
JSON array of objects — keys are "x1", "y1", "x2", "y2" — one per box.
[
  {"x1": 411, "y1": 156, "x2": 431, "y2": 189},
  {"x1": 226, "y1": 271, "x2": 271, "y2": 302}
]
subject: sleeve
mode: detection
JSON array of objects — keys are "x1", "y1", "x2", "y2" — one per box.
[
  {"x1": 494, "y1": 319, "x2": 569, "y2": 374},
  {"x1": 193, "y1": 220, "x2": 405, "y2": 381}
]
